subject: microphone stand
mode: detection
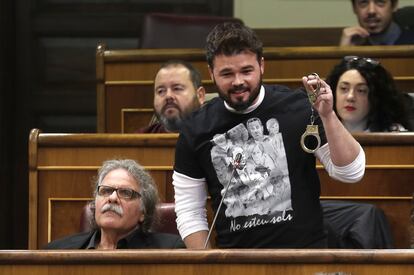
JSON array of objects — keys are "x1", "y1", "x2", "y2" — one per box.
[{"x1": 203, "y1": 153, "x2": 243, "y2": 249}]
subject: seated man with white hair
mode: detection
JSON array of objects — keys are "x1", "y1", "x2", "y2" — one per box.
[{"x1": 45, "y1": 159, "x2": 185, "y2": 249}]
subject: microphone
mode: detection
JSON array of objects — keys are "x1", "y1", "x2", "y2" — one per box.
[
  {"x1": 204, "y1": 153, "x2": 243, "y2": 249},
  {"x1": 233, "y1": 152, "x2": 245, "y2": 170}
]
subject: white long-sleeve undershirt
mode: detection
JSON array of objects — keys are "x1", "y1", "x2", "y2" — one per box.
[{"x1": 173, "y1": 144, "x2": 365, "y2": 240}]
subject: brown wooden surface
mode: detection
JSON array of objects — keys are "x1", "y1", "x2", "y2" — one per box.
[
  {"x1": 255, "y1": 27, "x2": 344, "y2": 47},
  {"x1": 122, "y1": 108, "x2": 154, "y2": 133},
  {"x1": 97, "y1": 45, "x2": 414, "y2": 133},
  {"x1": 1, "y1": 250, "x2": 414, "y2": 275},
  {"x1": 29, "y1": 129, "x2": 414, "y2": 249}
]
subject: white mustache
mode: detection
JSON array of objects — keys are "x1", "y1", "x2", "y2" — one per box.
[{"x1": 101, "y1": 203, "x2": 123, "y2": 216}]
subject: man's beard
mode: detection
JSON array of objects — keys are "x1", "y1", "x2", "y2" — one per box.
[
  {"x1": 156, "y1": 112, "x2": 182, "y2": 132},
  {"x1": 156, "y1": 95, "x2": 201, "y2": 132},
  {"x1": 215, "y1": 76, "x2": 262, "y2": 111}
]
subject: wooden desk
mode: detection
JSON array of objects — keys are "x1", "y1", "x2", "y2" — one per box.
[
  {"x1": 2, "y1": 250, "x2": 414, "y2": 274},
  {"x1": 29, "y1": 129, "x2": 414, "y2": 249},
  {"x1": 28, "y1": 128, "x2": 178, "y2": 249},
  {"x1": 96, "y1": 44, "x2": 414, "y2": 132}
]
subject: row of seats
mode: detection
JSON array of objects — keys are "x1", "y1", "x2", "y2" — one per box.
[
  {"x1": 51, "y1": 12, "x2": 414, "y2": 249},
  {"x1": 96, "y1": 45, "x2": 414, "y2": 133},
  {"x1": 27, "y1": 129, "x2": 414, "y2": 249},
  {"x1": 79, "y1": 200, "x2": 394, "y2": 249},
  {"x1": 139, "y1": 9, "x2": 414, "y2": 48}
]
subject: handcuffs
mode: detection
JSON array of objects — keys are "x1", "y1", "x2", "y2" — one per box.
[{"x1": 300, "y1": 73, "x2": 321, "y2": 154}]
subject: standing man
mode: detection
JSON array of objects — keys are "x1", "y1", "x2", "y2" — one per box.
[
  {"x1": 340, "y1": 0, "x2": 414, "y2": 46},
  {"x1": 137, "y1": 60, "x2": 206, "y2": 133},
  {"x1": 173, "y1": 22, "x2": 365, "y2": 248}
]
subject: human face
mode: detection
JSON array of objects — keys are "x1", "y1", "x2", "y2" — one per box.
[
  {"x1": 213, "y1": 134, "x2": 227, "y2": 147},
  {"x1": 335, "y1": 69, "x2": 370, "y2": 127},
  {"x1": 154, "y1": 65, "x2": 203, "y2": 127},
  {"x1": 95, "y1": 168, "x2": 144, "y2": 235},
  {"x1": 353, "y1": 0, "x2": 396, "y2": 34},
  {"x1": 251, "y1": 145, "x2": 262, "y2": 163},
  {"x1": 247, "y1": 120, "x2": 264, "y2": 141},
  {"x1": 267, "y1": 120, "x2": 279, "y2": 135},
  {"x1": 209, "y1": 50, "x2": 264, "y2": 111}
]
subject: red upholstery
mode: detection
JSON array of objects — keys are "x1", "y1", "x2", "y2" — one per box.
[
  {"x1": 79, "y1": 202, "x2": 179, "y2": 235},
  {"x1": 139, "y1": 13, "x2": 243, "y2": 48},
  {"x1": 79, "y1": 201, "x2": 94, "y2": 233},
  {"x1": 152, "y1": 202, "x2": 179, "y2": 235}
]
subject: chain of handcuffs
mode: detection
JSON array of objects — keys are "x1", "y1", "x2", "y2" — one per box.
[{"x1": 300, "y1": 73, "x2": 321, "y2": 153}]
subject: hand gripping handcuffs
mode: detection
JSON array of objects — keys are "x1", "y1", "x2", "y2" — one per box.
[{"x1": 300, "y1": 73, "x2": 321, "y2": 153}]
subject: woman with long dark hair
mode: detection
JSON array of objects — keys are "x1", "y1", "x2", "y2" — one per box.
[{"x1": 326, "y1": 56, "x2": 411, "y2": 132}]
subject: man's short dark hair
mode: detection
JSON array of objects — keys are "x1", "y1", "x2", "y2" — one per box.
[
  {"x1": 351, "y1": 0, "x2": 398, "y2": 8},
  {"x1": 159, "y1": 60, "x2": 202, "y2": 89},
  {"x1": 205, "y1": 22, "x2": 263, "y2": 69}
]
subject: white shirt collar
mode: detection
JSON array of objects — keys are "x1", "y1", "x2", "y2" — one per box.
[{"x1": 224, "y1": 85, "x2": 265, "y2": 114}]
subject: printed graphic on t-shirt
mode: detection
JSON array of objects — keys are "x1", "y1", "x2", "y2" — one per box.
[{"x1": 211, "y1": 118, "x2": 293, "y2": 231}]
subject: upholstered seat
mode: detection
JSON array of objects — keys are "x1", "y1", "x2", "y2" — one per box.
[
  {"x1": 139, "y1": 13, "x2": 243, "y2": 48},
  {"x1": 322, "y1": 200, "x2": 394, "y2": 248},
  {"x1": 394, "y1": 6, "x2": 414, "y2": 30},
  {"x1": 79, "y1": 202, "x2": 178, "y2": 235},
  {"x1": 80, "y1": 200, "x2": 394, "y2": 248}
]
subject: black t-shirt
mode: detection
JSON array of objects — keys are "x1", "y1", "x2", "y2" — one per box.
[{"x1": 175, "y1": 85, "x2": 328, "y2": 248}]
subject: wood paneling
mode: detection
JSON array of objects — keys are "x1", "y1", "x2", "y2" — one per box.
[
  {"x1": 121, "y1": 108, "x2": 155, "y2": 133},
  {"x1": 11, "y1": 1, "x2": 233, "y2": 249},
  {"x1": 28, "y1": 129, "x2": 414, "y2": 249},
  {"x1": 48, "y1": 198, "x2": 91, "y2": 243},
  {"x1": 28, "y1": 128, "x2": 178, "y2": 249},
  {"x1": 1, "y1": 250, "x2": 414, "y2": 275},
  {"x1": 97, "y1": 45, "x2": 414, "y2": 133}
]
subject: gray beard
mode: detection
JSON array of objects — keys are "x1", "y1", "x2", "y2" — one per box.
[{"x1": 157, "y1": 114, "x2": 182, "y2": 132}]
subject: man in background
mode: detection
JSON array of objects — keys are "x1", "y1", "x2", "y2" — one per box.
[
  {"x1": 340, "y1": 0, "x2": 414, "y2": 46},
  {"x1": 137, "y1": 60, "x2": 206, "y2": 133}
]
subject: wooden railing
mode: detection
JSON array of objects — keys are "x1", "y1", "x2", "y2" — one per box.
[
  {"x1": 96, "y1": 44, "x2": 414, "y2": 132},
  {"x1": 28, "y1": 129, "x2": 414, "y2": 249},
  {"x1": 2, "y1": 250, "x2": 414, "y2": 274}
]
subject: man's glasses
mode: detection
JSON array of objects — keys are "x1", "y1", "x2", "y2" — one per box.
[
  {"x1": 97, "y1": 185, "x2": 141, "y2": 200},
  {"x1": 343, "y1": 55, "x2": 380, "y2": 66}
]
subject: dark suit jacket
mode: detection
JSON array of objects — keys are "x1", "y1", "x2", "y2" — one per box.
[{"x1": 45, "y1": 230, "x2": 185, "y2": 249}]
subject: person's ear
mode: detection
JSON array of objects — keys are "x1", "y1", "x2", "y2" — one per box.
[
  {"x1": 196, "y1": 86, "x2": 206, "y2": 105},
  {"x1": 139, "y1": 211, "x2": 145, "y2": 223},
  {"x1": 260, "y1": 57, "x2": 265, "y2": 75},
  {"x1": 208, "y1": 65, "x2": 214, "y2": 82}
]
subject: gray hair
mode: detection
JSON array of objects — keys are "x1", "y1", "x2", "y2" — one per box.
[{"x1": 90, "y1": 159, "x2": 159, "y2": 233}]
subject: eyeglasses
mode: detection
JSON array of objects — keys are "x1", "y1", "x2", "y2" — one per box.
[
  {"x1": 343, "y1": 56, "x2": 380, "y2": 66},
  {"x1": 97, "y1": 185, "x2": 141, "y2": 200}
]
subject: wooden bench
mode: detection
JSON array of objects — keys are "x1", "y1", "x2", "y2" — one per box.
[
  {"x1": 28, "y1": 128, "x2": 178, "y2": 249},
  {"x1": 97, "y1": 44, "x2": 414, "y2": 132},
  {"x1": 28, "y1": 129, "x2": 414, "y2": 249},
  {"x1": 2, "y1": 250, "x2": 414, "y2": 274}
]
